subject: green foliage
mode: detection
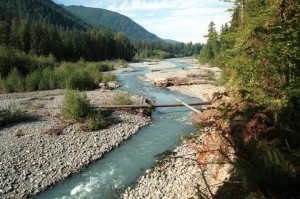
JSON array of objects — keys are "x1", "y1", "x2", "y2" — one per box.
[
  {"x1": 238, "y1": 146, "x2": 294, "y2": 198},
  {"x1": 0, "y1": 0, "x2": 89, "y2": 30},
  {"x1": 0, "y1": 45, "x2": 56, "y2": 78},
  {"x1": 203, "y1": 1, "x2": 300, "y2": 198},
  {"x1": 113, "y1": 92, "x2": 133, "y2": 105},
  {"x1": 87, "y1": 110, "x2": 107, "y2": 131},
  {"x1": 102, "y1": 73, "x2": 117, "y2": 83},
  {"x1": 0, "y1": 2, "x2": 136, "y2": 64},
  {"x1": 62, "y1": 90, "x2": 91, "y2": 120},
  {"x1": 62, "y1": 90, "x2": 109, "y2": 130},
  {"x1": 199, "y1": 21, "x2": 220, "y2": 64},
  {"x1": 0, "y1": 60, "x2": 118, "y2": 93},
  {"x1": 1, "y1": 68, "x2": 25, "y2": 92},
  {"x1": 0, "y1": 103, "x2": 32, "y2": 128}
]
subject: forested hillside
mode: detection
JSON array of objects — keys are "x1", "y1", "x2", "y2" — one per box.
[
  {"x1": 64, "y1": 5, "x2": 161, "y2": 41},
  {"x1": 0, "y1": 0, "x2": 135, "y2": 63},
  {"x1": 199, "y1": 0, "x2": 300, "y2": 198},
  {"x1": 0, "y1": 0, "x2": 89, "y2": 30},
  {"x1": 0, "y1": 0, "x2": 135, "y2": 93}
]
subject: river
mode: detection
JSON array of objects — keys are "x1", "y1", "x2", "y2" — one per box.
[{"x1": 35, "y1": 59, "x2": 201, "y2": 199}]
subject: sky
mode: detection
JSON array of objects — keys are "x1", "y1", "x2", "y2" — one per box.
[{"x1": 53, "y1": 0, "x2": 233, "y2": 43}]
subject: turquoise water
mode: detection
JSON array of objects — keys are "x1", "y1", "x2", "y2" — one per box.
[{"x1": 35, "y1": 60, "x2": 201, "y2": 199}]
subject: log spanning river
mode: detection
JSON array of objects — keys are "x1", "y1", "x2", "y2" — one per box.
[{"x1": 35, "y1": 59, "x2": 201, "y2": 199}]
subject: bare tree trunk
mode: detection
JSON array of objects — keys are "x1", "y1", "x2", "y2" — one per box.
[{"x1": 240, "y1": 0, "x2": 245, "y2": 25}]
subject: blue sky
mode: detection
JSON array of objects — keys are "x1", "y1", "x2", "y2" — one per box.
[{"x1": 53, "y1": 0, "x2": 233, "y2": 43}]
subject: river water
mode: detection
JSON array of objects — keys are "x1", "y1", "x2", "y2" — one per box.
[{"x1": 35, "y1": 59, "x2": 201, "y2": 199}]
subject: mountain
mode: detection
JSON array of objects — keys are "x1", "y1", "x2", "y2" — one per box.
[
  {"x1": 63, "y1": 5, "x2": 162, "y2": 41},
  {"x1": 0, "y1": 0, "x2": 89, "y2": 30}
]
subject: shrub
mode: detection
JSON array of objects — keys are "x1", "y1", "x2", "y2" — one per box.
[
  {"x1": 65, "y1": 71, "x2": 96, "y2": 90},
  {"x1": 2, "y1": 68, "x2": 25, "y2": 92},
  {"x1": 0, "y1": 103, "x2": 32, "y2": 128},
  {"x1": 113, "y1": 92, "x2": 133, "y2": 105},
  {"x1": 62, "y1": 90, "x2": 91, "y2": 120},
  {"x1": 25, "y1": 70, "x2": 41, "y2": 91},
  {"x1": 102, "y1": 73, "x2": 117, "y2": 82},
  {"x1": 87, "y1": 111, "x2": 107, "y2": 131},
  {"x1": 0, "y1": 59, "x2": 118, "y2": 93}
]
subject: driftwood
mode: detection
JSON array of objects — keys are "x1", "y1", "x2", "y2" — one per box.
[{"x1": 154, "y1": 77, "x2": 214, "y2": 87}]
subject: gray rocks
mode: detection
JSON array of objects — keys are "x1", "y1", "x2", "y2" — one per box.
[
  {"x1": 0, "y1": 90, "x2": 151, "y2": 199},
  {"x1": 122, "y1": 145, "x2": 201, "y2": 199},
  {"x1": 121, "y1": 130, "x2": 235, "y2": 199}
]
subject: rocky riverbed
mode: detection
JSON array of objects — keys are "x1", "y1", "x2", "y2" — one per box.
[
  {"x1": 0, "y1": 89, "x2": 151, "y2": 199},
  {"x1": 122, "y1": 127, "x2": 234, "y2": 199},
  {"x1": 121, "y1": 58, "x2": 232, "y2": 199}
]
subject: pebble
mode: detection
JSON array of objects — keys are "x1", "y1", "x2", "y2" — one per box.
[
  {"x1": 121, "y1": 130, "x2": 234, "y2": 199},
  {"x1": 0, "y1": 92, "x2": 151, "y2": 199}
]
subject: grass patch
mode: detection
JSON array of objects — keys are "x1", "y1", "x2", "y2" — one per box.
[
  {"x1": 113, "y1": 92, "x2": 133, "y2": 105},
  {"x1": 0, "y1": 103, "x2": 32, "y2": 128}
]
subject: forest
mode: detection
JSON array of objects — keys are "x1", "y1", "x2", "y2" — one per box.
[
  {"x1": 0, "y1": 0, "x2": 201, "y2": 93},
  {"x1": 199, "y1": 0, "x2": 300, "y2": 198}
]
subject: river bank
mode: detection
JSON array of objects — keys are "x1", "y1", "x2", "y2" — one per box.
[
  {"x1": 0, "y1": 89, "x2": 150, "y2": 198},
  {"x1": 142, "y1": 58, "x2": 225, "y2": 101},
  {"x1": 121, "y1": 58, "x2": 232, "y2": 198}
]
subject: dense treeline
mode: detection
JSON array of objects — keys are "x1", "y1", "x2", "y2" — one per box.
[
  {"x1": 0, "y1": 0, "x2": 135, "y2": 93},
  {"x1": 201, "y1": 0, "x2": 300, "y2": 107},
  {"x1": 133, "y1": 40, "x2": 202, "y2": 60},
  {"x1": 0, "y1": 0, "x2": 89, "y2": 30},
  {"x1": 0, "y1": 0, "x2": 135, "y2": 80},
  {"x1": 199, "y1": 0, "x2": 300, "y2": 198},
  {"x1": 0, "y1": 18, "x2": 135, "y2": 64}
]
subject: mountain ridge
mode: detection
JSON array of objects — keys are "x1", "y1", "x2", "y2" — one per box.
[
  {"x1": 63, "y1": 5, "x2": 162, "y2": 41},
  {"x1": 0, "y1": 0, "x2": 90, "y2": 30}
]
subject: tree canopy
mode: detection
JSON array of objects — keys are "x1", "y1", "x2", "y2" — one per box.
[{"x1": 199, "y1": 1, "x2": 300, "y2": 198}]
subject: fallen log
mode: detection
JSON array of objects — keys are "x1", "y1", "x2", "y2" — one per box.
[
  {"x1": 96, "y1": 101, "x2": 211, "y2": 109},
  {"x1": 173, "y1": 97, "x2": 201, "y2": 114}
]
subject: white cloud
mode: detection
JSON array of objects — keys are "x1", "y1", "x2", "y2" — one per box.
[
  {"x1": 53, "y1": 0, "x2": 233, "y2": 43},
  {"x1": 105, "y1": 0, "x2": 232, "y2": 43}
]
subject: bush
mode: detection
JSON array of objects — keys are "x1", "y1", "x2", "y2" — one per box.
[
  {"x1": 25, "y1": 70, "x2": 41, "y2": 91},
  {"x1": 0, "y1": 103, "x2": 32, "y2": 128},
  {"x1": 62, "y1": 90, "x2": 91, "y2": 120},
  {"x1": 87, "y1": 111, "x2": 107, "y2": 131},
  {"x1": 0, "y1": 59, "x2": 118, "y2": 93},
  {"x1": 65, "y1": 71, "x2": 96, "y2": 90},
  {"x1": 2, "y1": 68, "x2": 25, "y2": 92},
  {"x1": 113, "y1": 92, "x2": 132, "y2": 105},
  {"x1": 102, "y1": 73, "x2": 117, "y2": 83}
]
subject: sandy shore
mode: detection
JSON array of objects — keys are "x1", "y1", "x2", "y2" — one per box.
[{"x1": 0, "y1": 89, "x2": 150, "y2": 199}]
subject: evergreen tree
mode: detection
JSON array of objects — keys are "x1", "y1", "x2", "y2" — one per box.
[{"x1": 199, "y1": 21, "x2": 220, "y2": 63}]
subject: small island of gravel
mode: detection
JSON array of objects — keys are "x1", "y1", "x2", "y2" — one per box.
[{"x1": 0, "y1": 89, "x2": 151, "y2": 198}]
